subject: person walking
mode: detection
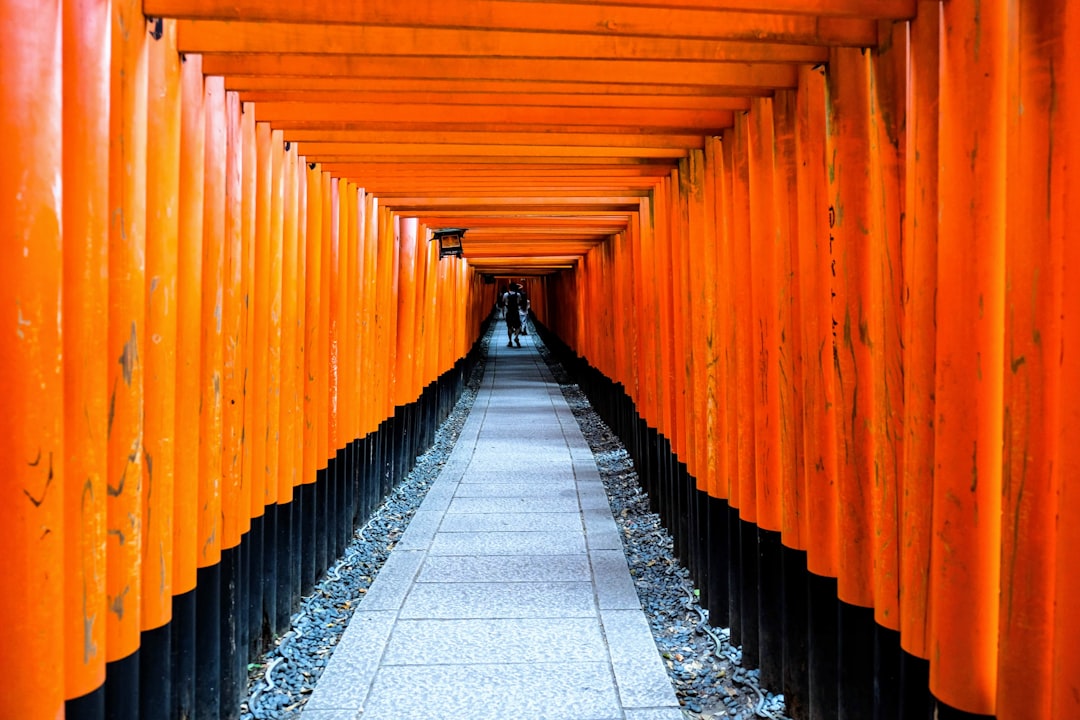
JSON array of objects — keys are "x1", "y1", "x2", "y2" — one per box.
[
  {"x1": 517, "y1": 285, "x2": 530, "y2": 335},
  {"x1": 502, "y1": 283, "x2": 524, "y2": 347}
]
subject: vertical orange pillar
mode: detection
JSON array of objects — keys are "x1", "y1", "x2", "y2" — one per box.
[
  {"x1": 221, "y1": 90, "x2": 245, "y2": 558},
  {"x1": 397, "y1": 218, "x2": 419, "y2": 407},
  {"x1": 240, "y1": 104, "x2": 256, "y2": 545},
  {"x1": 302, "y1": 162, "x2": 323, "y2": 552},
  {"x1": 634, "y1": 198, "x2": 657, "y2": 441},
  {"x1": 773, "y1": 90, "x2": 807, "y2": 549},
  {"x1": 352, "y1": 189, "x2": 368, "y2": 444},
  {"x1": 747, "y1": 98, "x2": 782, "y2": 536},
  {"x1": 359, "y1": 194, "x2": 379, "y2": 439},
  {"x1": 731, "y1": 116, "x2": 756, "y2": 527},
  {"x1": 318, "y1": 171, "x2": 333, "y2": 472},
  {"x1": 199, "y1": 76, "x2": 225, "y2": 575},
  {"x1": 412, "y1": 221, "x2": 430, "y2": 398},
  {"x1": 337, "y1": 181, "x2": 352, "y2": 455},
  {"x1": 825, "y1": 48, "x2": 875, "y2": 611},
  {"x1": 279, "y1": 143, "x2": 298, "y2": 512},
  {"x1": 173, "y1": 54, "x2": 204, "y2": 719},
  {"x1": 684, "y1": 151, "x2": 709, "y2": 492},
  {"x1": 0, "y1": 0, "x2": 65, "y2": 715},
  {"x1": 869, "y1": 24, "x2": 907, "y2": 633},
  {"x1": 794, "y1": 64, "x2": 838, "y2": 580},
  {"x1": 717, "y1": 134, "x2": 739, "y2": 510},
  {"x1": 326, "y1": 178, "x2": 340, "y2": 471},
  {"x1": 249, "y1": 121, "x2": 271, "y2": 537},
  {"x1": 62, "y1": 0, "x2": 109, "y2": 708},
  {"x1": 930, "y1": 0, "x2": 1007, "y2": 713},
  {"x1": 997, "y1": 2, "x2": 1066, "y2": 717},
  {"x1": 900, "y1": 0, "x2": 939, "y2": 662},
  {"x1": 107, "y1": 1, "x2": 148, "y2": 705},
  {"x1": 1052, "y1": 5, "x2": 1080, "y2": 717},
  {"x1": 701, "y1": 139, "x2": 724, "y2": 502},
  {"x1": 142, "y1": 18, "x2": 180, "y2": 710},
  {"x1": 266, "y1": 130, "x2": 284, "y2": 518}
]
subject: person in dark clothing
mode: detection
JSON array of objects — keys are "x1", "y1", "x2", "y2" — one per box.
[{"x1": 502, "y1": 283, "x2": 524, "y2": 347}]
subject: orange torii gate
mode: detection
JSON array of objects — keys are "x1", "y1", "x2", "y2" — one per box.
[{"x1": 1, "y1": 1, "x2": 1078, "y2": 719}]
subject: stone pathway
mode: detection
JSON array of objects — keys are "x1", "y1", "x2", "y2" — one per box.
[{"x1": 301, "y1": 331, "x2": 683, "y2": 720}]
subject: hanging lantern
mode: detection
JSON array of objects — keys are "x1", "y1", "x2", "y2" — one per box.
[{"x1": 431, "y1": 228, "x2": 466, "y2": 258}]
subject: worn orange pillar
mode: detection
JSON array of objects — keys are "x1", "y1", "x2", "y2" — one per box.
[
  {"x1": 142, "y1": 17, "x2": 180, "y2": 712},
  {"x1": 195, "y1": 77, "x2": 226, "y2": 716},
  {"x1": 900, "y1": 0, "x2": 940, "y2": 664},
  {"x1": 249, "y1": 120, "x2": 271, "y2": 552},
  {"x1": 0, "y1": 1, "x2": 65, "y2": 716},
  {"x1": 62, "y1": 0, "x2": 110, "y2": 710},
  {"x1": 301, "y1": 162, "x2": 323, "y2": 590},
  {"x1": 172, "y1": 50, "x2": 204, "y2": 719},
  {"x1": 1052, "y1": 5, "x2": 1080, "y2": 717},
  {"x1": 997, "y1": 2, "x2": 1067, "y2": 718},
  {"x1": 930, "y1": 0, "x2": 1007, "y2": 714},
  {"x1": 747, "y1": 97, "x2": 782, "y2": 537},
  {"x1": 731, "y1": 115, "x2": 756, "y2": 529},
  {"x1": 106, "y1": 2, "x2": 149, "y2": 711},
  {"x1": 240, "y1": 103, "x2": 257, "y2": 547},
  {"x1": 795, "y1": 63, "x2": 838, "y2": 579}
]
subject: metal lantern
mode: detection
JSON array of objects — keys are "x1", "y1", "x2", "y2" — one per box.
[{"x1": 432, "y1": 228, "x2": 466, "y2": 258}]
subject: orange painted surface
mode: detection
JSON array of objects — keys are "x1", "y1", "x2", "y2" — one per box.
[
  {"x1": 249, "y1": 121, "x2": 271, "y2": 517},
  {"x1": 996, "y1": 1, "x2": 1067, "y2": 717},
  {"x1": 825, "y1": 48, "x2": 874, "y2": 609},
  {"x1": 1, "y1": 0, "x2": 65, "y2": 713},
  {"x1": 929, "y1": 0, "x2": 1007, "y2": 712},
  {"x1": 239, "y1": 102, "x2": 257, "y2": 527},
  {"x1": 731, "y1": 116, "x2": 756, "y2": 523},
  {"x1": 278, "y1": 142, "x2": 298, "y2": 504},
  {"x1": 265, "y1": 129, "x2": 284, "y2": 505},
  {"x1": 396, "y1": 217, "x2": 419, "y2": 406},
  {"x1": 748, "y1": 97, "x2": 782, "y2": 533},
  {"x1": 303, "y1": 164, "x2": 323, "y2": 479},
  {"x1": 326, "y1": 178, "x2": 341, "y2": 455},
  {"x1": 899, "y1": 0, "x2": 939, "y2": 660},
  {"x1": 198, "y1": 75, "x2": 225, "y2": 569},
  {"x1": 174, "y1": 54, "x2": 205, "y2": 592},
  {"x1": 772, "y1": 89, "x2": 807, "y2": 549},
  {"x1": 718, "y1": 133, "x2": 739, "y2": 505},
  {"x1": 1052, "y1": 3, "x2": 1080, "y2": 717},
  {"x1": 61, "y1": 0, "x2": 109, "y2": 700},
  {"x1": 337, "y1": 181, "x2": 353, "y2": 444},
  {"x1": 360, "y1": 194, "x2": 380, "y2": 436},
  {"x1": 318, "y1": 175, "x2": 333, "y2": 462},
  {"x1": 221, "y1": 90, "x2": 245, "y2": 550},
  {"x1": 702, "y1": 139, "x2": 724, "y2": 499},
  {"x1": 106, "y1": 0, "x2": 148, "y2": 659},
  {"x1": 144, "y1": 17, "x2": 180, "y2": 624}
]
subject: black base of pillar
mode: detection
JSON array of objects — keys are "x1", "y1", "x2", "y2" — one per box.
[
  {"x1": 838, "y1": 601, "x2": 875, "y2": 720},
  {"x1": 171, "y1": 587, "x2": 197, "y2": 720},
  {"x1": 705, "y1": 495, "x2": 730, "y2": 628},
  {"x1": 138, "y1": 622, "x2": 171, "y2": 720},
  {"x1": 195, "y1": 563, "x2": 222, "y2": 720},
  {"x1": 66, "y1": 684, "x2": 105, "y2": 720},
  {"x1": 739, "y1": 518, "x2": 760, "y2": 669},
  {"x1": 728, "y1": 504, "x2": 743, "y2": 647},
  {"x1": 782, "y1": 545, "x2": 810, "y2": 720},
  {"x1": 874, "y1": 623, "x2": 902, "y2": 720},
  {"x1": 808, "y1": 573, "x2": 838, "y2": 720},
  {"x1": 104, "y1": 649, "x2": 139, "y2": 720},
  {"x1": 757, "y1": 528, "x2": 784, "y2": 689},
  {"x1": 246, "y1": 514, "x2": 266, "y2": 657},
  {"x1": 899, "y1": 651, "x2": 934, "y2": 720},
  {"x1": 220, "y1": 544, "x2": 243, "y2": 720}
]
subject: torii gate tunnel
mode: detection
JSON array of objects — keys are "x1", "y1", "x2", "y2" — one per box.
[{"x1": 2, "y1": 1, "x2": 1079, "y2": 719}]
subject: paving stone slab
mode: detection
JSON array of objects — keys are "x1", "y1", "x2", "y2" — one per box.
[
  {"x1": 428, "y1": 530, "x2": 586, "y2": 556},
  {"x1": 303, "y1": 610, "x2": 396, "y2": 712},
  {"x1": 453, "y1": 481, "x2": 578, "y2": 499},
  {"x1": 416, "y1": 554, "x2": 592, "y2": 584},
  {"x1": 381, "y1": 617, "x2": 606, "y2": 665},
  {"x1": 600, "y1": 609, "x2": 681, "y2": 709},
  {"x1": 590, "y1": 549, "x2": 642, "y2": 610},
  {"x1": 438, "y1": 511, "x2": 582, "y2": 534},
  {"x1": 399, "y1": 581, "x2": 597, "y2": 619},
  {"x1": 354, "y1": 550, "x2": 424, "y2": 612},
  {"x1": 360, "y1": 662, "x2": 622, "y2": 720},
  {"x1": 447, "y1": 495, "x2": 581, "y2": 515}
]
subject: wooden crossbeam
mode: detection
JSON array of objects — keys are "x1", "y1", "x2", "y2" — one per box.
[
  {"x1": 147, "y1": 0, "x2": 914, "y2": 26},
  {"x1": 177, "y1": 20, "x2": 831, "y2": 63},
  {"x1": 200, "y1": 55, "x2": 800, "y2": 89}
]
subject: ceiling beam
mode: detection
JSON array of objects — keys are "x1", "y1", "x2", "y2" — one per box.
[
  {"x1": 147, "y1": 0, "x2": 915, "y2": 25},
  {"x1": 200, "y1": 55, "x2": 801, "y2": 89},
  {"x1": 177, "y1": 20, "x2": 831, "y2": 63}
]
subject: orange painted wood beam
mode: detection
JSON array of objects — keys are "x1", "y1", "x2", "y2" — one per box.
[
  {"x1": 200, "y1": 55, "x2": 800, "y2": 89},
  {"x1": 147, "y1": 0, "x2": 915, "y2": 24},
  {"x1": 177, "y1": 20, "x2": 831, "y2": 64},
  {"x1": 252, "y1": 102, "x2": 733, "y2": 131},
  {"x1": 296, "y1": 142, "x2": 690, "y2": 160},
  {"x1": 151, "y1": 0, "x2": 879, "y2": 44},
  {"x1": 322, "y1": 165, "x2": 674, "y2": 177},
  {"x1": 283, "y1": 130, "x2": 705, "y2": 149},
  {"x1": 224, "y1": 75, "x2": 767, "y2": 99},
  {"x1": 243, "y1": 91, "x2": 749, "y2": 113}
]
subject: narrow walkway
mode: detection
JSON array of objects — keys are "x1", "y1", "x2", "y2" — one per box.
[{"x1": 301, "y1": 329, "x2": 683, "y2": 720}]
